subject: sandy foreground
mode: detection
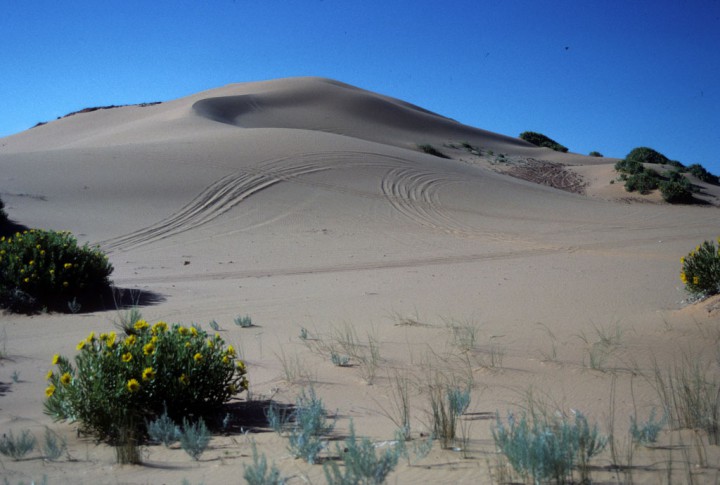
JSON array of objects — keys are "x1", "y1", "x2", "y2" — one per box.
[{"x1": 1, "y1": 77, "x2": 719, "y2": 484}]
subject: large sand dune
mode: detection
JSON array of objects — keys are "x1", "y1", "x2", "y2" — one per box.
[{"x1": 1, "y1": 77, "x2": 719, "y2": 484}]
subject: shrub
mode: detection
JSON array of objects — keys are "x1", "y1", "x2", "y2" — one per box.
[
  {"x1": 146, "y1": 407, "x2": 180, "y2": 447},
  {"x1": 323, "y1": 420, "x2": 402, "y2": 485},
  {"x1": 624, "y1": 171, "x2": 659, "y2": 194},
  {"x1": 43, "y1": 320, "x2": 248, "y2": 447},
  {"x1": 630, "y1": 408, "x2": 665, "y2": 445},
  {"x1": 687, "y1": 163, "x2": 719, "y2": 185},
  {"x1": 519, "y1": 131, "x2": 568, "y2": 152},
  {"x1": 0, "y1": 429, "x2": 36, "y2": 460},
  {"x1": 625, "y1": 146, "x2": 670, "y2": 165},
  {"x1": 493, "y1": 410, "x2": 605, "y2": 485},
  {"x1": 659, "y1": 179, "x2": 693, "y2": 204},
  {"x1": 614, "y1": 159, "x2": 645, "y2": 175},
  {"x1": 179, "y1": 417, "x2": 211, "y2": 460},
  {"x1": 0, "y1": 230, "x2": 113, "y2": 312},
  {"x1": 244, "y1": 440, "x2": 285, "y2": 485},
  {"x1": 588, "y1": 151, "x2": 603, "y2": 157},
  {"x1": 417, "y1": 144, "x2": 449, "y2": 158},
  {"x1": 680, "y1": 239, "x2": 720, "y2": 297}
]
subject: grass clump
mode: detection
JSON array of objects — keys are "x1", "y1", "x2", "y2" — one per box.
[
  {"x1": 519, "y1": 131, "x2": 568, "y2": 152},
  {"x1": 0, "y1": 229, "x2": 113, "y2": 313},
  {"x1": 244, "y1": 440, "x2": 285, "y2": 485},
  {"x1": 680, "y1": 238, "x2": 720, "y2": 298},
  {"x1": 268, "y1": 387, "x2": 335, "y2": 464},
  {"x1": 493, "y1": 410, "x2": 606, "y2": 485},
  {"x1": 179, "y1": 417, "x2": 211, "y2": 461},
  {"x1": 235, "y1": 315, "x2": 254, "y2": 328},
  {"x1": 42, "y1": 428, "x2": 67, "y2": 461},
  {"x1": 43, "y1": 320, "x2": 248, "y2": 460},
  {"x1": 0, "y1": 429, "x2": 36, "y2": 461},
  {"x1": 146, "y1": 407, "x2": 181, "y2": 447},
  {"x1": 323, "y1": 421, "x2": 403, "y2": 485},
  {"x1": 428, "y1": 381, "x2": 471, "y2": 449},
  {"x1": 630, "y1": 408, "x2": 665, "y2": 445}
]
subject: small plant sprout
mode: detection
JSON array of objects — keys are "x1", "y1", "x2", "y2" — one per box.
[
  {"x1": 331, "y1": 352, "x2": 351, "y2": 367},
  {"x1": 235, "y1": 315, "x2": 253, "y2": 328},
  {"x1": 209, "y1": 319, "x2": 221, "y2": 331},
  {"x1": 244, "y1": 440, "x2": 286, "y2": 485},
  {"x1": 299, "y1": 327, "x2": 309, "y2": 340},
  {"x1": 630, "y1": 408, "x2": 666, "y2": 445},
  {"x1": 11, "y1": 370, "x2": 20, "y2": 383}
]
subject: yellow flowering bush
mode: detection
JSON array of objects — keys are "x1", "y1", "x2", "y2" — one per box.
[
  {"x1": 680, "y1": 238, "x2": 720, "y2": 298},
  {"x1": 43, "y1": 320, "x2": 248, "y2": 443},
  {"x1": 0, "y1": 230, "x2": 113, "y2": 312}
]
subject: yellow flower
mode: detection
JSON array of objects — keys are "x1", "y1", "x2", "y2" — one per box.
[
  {"x1": 236, "y1": 360, "x2": 246, "y2": 374},
  {"x1": 222, "y1": 355, "x2": 231, "y2": 365},
  {"x1": 45, "y1": 384, "x2": 56, "y2": 397},
  {"x1": 142, "y1": 367, "x2": 155, "y2": 381},
  {"x1": 193, "y1": 353, "x2": 203, "y2": 362},
  {"x1": 680, "y1": 257, "x2": 685, "y2": 264},
  {"x1": 23, "y1": 277, "x2": 29, "y2": 283},
  {"x1": 60, "y1": 372, "x2": 72, "y2": 385},
  {"x1": 228, "y1": 384, "x2": 238, "y2": 394},
  {"x1": 76, "y1": 340, "x2": 86, "y2": 351},
  {"x1": 106, "y1": 332, "x2": 117, "y2": 347},
  {"x1": 62, "y1": 281, "x2": 69, "y2": 288},
  {"x1": 185, "y1": 342, "x2": 191, "y2": 348},
  {"x1": 121, "y1": 352, "x2": 133, "y2": 363},
  {"x1": 207, "y1": 339, "x2": 215, "y2": 349},
  {"x1": 125, "y1": 335, "x2": 137, "y2": 346},
  {"x1": 177, "y1": 326, "x2": 188, "y2": 336},
  {"x1": 240, "y1": 377, "x2": 249, "y2": 390},
  {"x1": 226, "y1": 345, "x2": 236, "y2": 357},
  {"x1": 63, "y1": 263, "x2": 72, "y2": 269},
  {"x1": 28, "y1": 260, "x2": 35, "y2": 266},
  {"x1": 693, "y1": 276, "x2": 700, "y2": 285},
  {"x1": 40, "y1": 250, "x2": 46, "y2": 256},
  {"x1": 179, "y1": 373, "x2": 189, "y2": 385},
  {"x1": 143, "y1": 343, "x2": 155, "y2": 355},
  {"x1": 150, "y1": 336, "x2": 158, "y2": 344},
  {"x1": 46, "y1": 370, "x2": 54, "y2": 380},
  {"x1": 86, "y1": 331, "x2": 96, "y2": 343},
  {"x1": 51, "y1": 354, "x2": 60, "y2": 365},
  {"x1": 190, "y1": 326, "x2": 198, "y2": 336},
  {"x1": 134, "y1": 319, "x2": 149, "y2": 332},
  {"x1": 680, "y1": 272, "x2": 688, "y2": 284},
  {"x1": 126, "y1": 379, "x2": 140, "y2": 393},
  {"x1": 151, "y1": 321, "x2": 168, "y2": 334}
]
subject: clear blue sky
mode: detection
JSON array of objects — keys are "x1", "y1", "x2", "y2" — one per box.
[{"x1": 2, "y1": 1, "x2": 719, "y2": 172}]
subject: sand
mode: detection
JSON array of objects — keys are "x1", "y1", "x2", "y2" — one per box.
[{"x1": 1, "y1": 77, "x2": 719, "y2": 484}]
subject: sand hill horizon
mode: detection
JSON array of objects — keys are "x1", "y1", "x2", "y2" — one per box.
[{"x1": 1, "y1": 76, "x2": 719, "y2": 484}]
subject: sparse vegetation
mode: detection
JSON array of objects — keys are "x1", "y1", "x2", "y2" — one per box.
[
  {"x1": 417, "y1": 144, "x2": 449, "y2": 158},
  {"x1": 244, "y1": 440, "x2": 286, "y2": 485},
  {"x1": 687, "y1": 163, "x2": 719, "y2": 184},
  {"x1": 0, "y1": 229, "x2": 113, "y2": 313},
  {"x1": 588, "y1": 151, "x2": 603, "y2": 157},
  {"x1": 179, "y1": 417, "x2": 211, "y2": 460},
  {"x1": 614, "y1": 149, "x2": 698, "y2": 203},
  {"x1": 519, "y1": 131, "x2": 568, "y2": 152},
  {"x1": 630, "y1": 408, "x2": 665, "y2": 445},
  {"x1": 235, "y1": 315, "x2": 254, "y2": 328},
  {"x1": 0, "y1": 429, "x2": 37, "y2": 461},
  {"x1": 146, "y1": 407, "x2": 181, "y2": 447},
  {"x1": 42, "y1": 427, "x2": 67, "y2": 461}
]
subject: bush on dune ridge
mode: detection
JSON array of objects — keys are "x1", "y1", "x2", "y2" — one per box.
[{"x1": 519, "y1": 131, "x2": 568, "y2": 153}]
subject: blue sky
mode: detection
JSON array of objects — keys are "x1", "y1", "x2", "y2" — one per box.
[{"x1": 2, "y1": 1, "x2": 719, "y2": 172}]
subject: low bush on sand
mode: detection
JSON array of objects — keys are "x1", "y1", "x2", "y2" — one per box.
[
  {"x1": 680, "y1": 238, "x2": 720, "y2": 298},
  {"x1": 0, "y1": 229, "x2": 113, "y2": 313},
  {"x1": 43, "y1": 320, "x2": 248, "y2": 462},
  {"x1": 519, "y1": 131, "x2": 568, "y2": 153}
]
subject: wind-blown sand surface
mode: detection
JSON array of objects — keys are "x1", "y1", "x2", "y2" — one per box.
[{"x1": 1, "y1": 77, "x2": 719, "y2": 483}]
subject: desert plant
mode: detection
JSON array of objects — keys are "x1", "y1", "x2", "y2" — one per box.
[
  {"x1": 687, "y1": 163, "x2": 719, "y2": 184},
  {"x1": 680, "y1": 238, "x2": 720, "y2": 297},
  {"x1": 146, "y1": 407, "x2": 180, "y2": 447},
  {"x1": 323, "y1": 420, "x2": 403, "y2": 485},
  {"x1": 374, "y1": 372, "x2": 412, "y2": 441},
  {"x1": 493, "y1": 409, "x2": 605, "y2": 485},
  {"x1": 588, "y1": 151, "x2": 603, "y2": 157},
  {"x1": 235, "y1": 315, "x2": 253, "y2": 328},
  {"x1": 519, "y1": 131, "x2": 568, "y2": 152},
  {"x1": 0, "y1": 229, "x2": 113, "y2": 313},
  {"x1": 660, "y1": 178, "x2": 694, "y2": 203},
  {"x1": 43, "y1": 321, "x2": 248, "y2": 449},
  {"x1": 624, "y1": 171, "x2": 659, "y2": 194},
  {"x1": 428, "y1": 382, "x2": 471, "y2": 449},
  {"x1": 417, "y1": 144, "x2": 449, "y2": 158},
  {"x1": 331, "y1": 352, "x2": 351, "y2": 367},
  {"x1": 625, "y1": 146, "x2": 670, "y2": 166},
  {"x1": 244, "y1": 440, "x2": 285, "y2": 485},
  {"x1": 42, "y1": 427, "x2": 67, "y2": 461},
  {"x1": 179, "y1": 417, "x2": 211, "y2": 460},
  {"x1": 614, "y1": 159, "x2": 645, "y2": 175},
  {"x1": 286, "y1": 388, "x2": 335, "y2": 464},
  {"x1": 0, "y1": 429, "x2": 36, "y2": 460},
  {"x1": 630, "y1": 408, "x2": 665, "y2": 445},
  {"x1": 651, "y1": 353, "x2": 720, "y2": 444}
]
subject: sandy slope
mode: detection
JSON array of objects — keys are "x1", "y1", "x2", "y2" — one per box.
[{"x1": 1, "y1": 77, "x2": 719, "y2": 484}]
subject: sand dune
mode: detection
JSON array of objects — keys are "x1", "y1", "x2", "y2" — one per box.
[{"x1": 1, "y1": 77, "x2": 719, "y2": 484}]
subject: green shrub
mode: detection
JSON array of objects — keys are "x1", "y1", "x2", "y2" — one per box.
[
  {"x1": 687, "y1": 163, "x2": 719, "y2": 185},
  {"x1": 680, "y1": 239, "x2": 720, "y2": 297},
  {"x1": 0, "y1": 429, "x2": 36, "y2": 460},
  {"x1": 43, "y1": 320, "x2": 248, "y2": 446},
  {"x1": 0, "y1": 230, "x2": 113, "y2": 312},
  {"x1": 659, "y1": 179, "x2": 693, "y2": 204},
  {"x1": 179, "y1": 417, "x2": 211, "y2": 460},
  {"x1": 519, "y1": 131, "x2": 568, "y2": 152},
  {"x1": 244, "y1": 440, "x2": 285, "y2": 485},
  {"x1": 588, "y1": 151, "x2": 603, "y2": 157},
  {"x1": 624, "y1": 171, "x2": 659, "y2": 194},
  {"x1": 625, "y1": 146, "x2": 670, "y2": 165},
  {"x1": 614, "y1": 159, "x2": 645, "y2": 175},
  {"x1": 630, "y1": 408, "x2": 665, "y2": 445}
]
